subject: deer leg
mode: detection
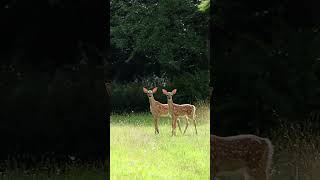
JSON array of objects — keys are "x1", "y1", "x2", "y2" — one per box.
[
  {"x1": 171, "y1": 116, "x2": 177, "y2": 136},
  {"x1": 183, "y1": 118, "x2": 189, "y2": 134},
  {"x1": 153, "y1": 115, "x2": 159, "y2": 134},
  {"x1": 156, "y1": 117, "x2": 160, "y2": 134},
  {"x1": 193, "y1": 118, "x2": 198, "y2": 135},
  {"x1": 177, "y1": 118, "x2": 182, "y2": 134}
]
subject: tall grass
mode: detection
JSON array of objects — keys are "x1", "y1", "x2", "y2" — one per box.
[
  {"x1": 270, "y1": 120, "x2": 320, "y2": 180},
  {"x1": 217, "y1": 119, "x2": 320, "y2": 180}
]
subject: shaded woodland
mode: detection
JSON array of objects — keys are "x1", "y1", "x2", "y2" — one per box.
[
  {"x1": 0, "y1": 0, "x2": 109, "y2": 167},
  {"x1": 211, "y1": 0, "x2": 320, "y2": 136}
]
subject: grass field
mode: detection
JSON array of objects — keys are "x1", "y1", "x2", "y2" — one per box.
[{"x1": 110, "y1": 103, "x2": 210, "y2": 180}]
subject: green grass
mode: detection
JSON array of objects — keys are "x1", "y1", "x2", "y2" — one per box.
[{"x1": 110, "y1": 103, "x2": 210, "y2": 180}]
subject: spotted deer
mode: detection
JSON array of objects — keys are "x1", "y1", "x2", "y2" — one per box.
[
  {"x1": 143, "y1": 87, "x2": 183, "y2": 134},
  {"x1": 211, "y1": 134, "x2": 274, "y2": 180},
  {"x1": 162, "y1": 89, "x2": 197, "y2": 136}
]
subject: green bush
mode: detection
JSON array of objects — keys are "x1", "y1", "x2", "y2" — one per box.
[
  {"x1": 171, "y1": 70, "x2": 210, "y2": 104},
  {"x1": 111, "y1": 82, "x2": 149, "y2": 113},
  {"x1": 111, "y1": 71, "x2": 210, "y2": 113}
]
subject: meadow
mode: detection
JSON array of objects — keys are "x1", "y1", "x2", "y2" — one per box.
[{"x1": 110, "y1": 102, "x2": 210, "y2": 180}]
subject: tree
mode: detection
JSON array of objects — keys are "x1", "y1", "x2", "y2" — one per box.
[
  {"x1": 198, "y1": 0, "x2": 210, "y2": 12},
  {"x1": 111, "y1": 0, "x2": 209, "y2": 79},
  {"x1": 211, "y1": 0, "x2": 320, "y2": 135}
]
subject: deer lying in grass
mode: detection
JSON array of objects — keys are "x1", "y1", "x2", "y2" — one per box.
[
  {"x1": 211, "y1": 134, "x2": 274, "y2": 180},
  {"x1": 162, "y1": 89, "x2": 197, "y2": 136},
  {"x1": 143, "y1": 87, "x2": 182, "y2": 134}
]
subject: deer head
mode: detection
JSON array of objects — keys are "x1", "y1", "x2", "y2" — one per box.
[
  {"x1": 143, "y1": 87, "x2": 158, "y2": 98},
  {"x1": 162, "y1": 89, "x2": 177, "y2": 101}
]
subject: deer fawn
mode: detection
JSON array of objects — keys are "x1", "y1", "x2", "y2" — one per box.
[
  {"x1": 162, "y1": 89, "x2": 197, "y2": 136},
  {"x1": 143, "y1": 87, "x2": 183, "y2": 134},
  {"x1": 211, "y1": 134, "x2": 274, "y2": 180}
]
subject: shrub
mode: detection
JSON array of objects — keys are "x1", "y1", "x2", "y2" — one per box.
[
  {"x1": 111, "y1": 71, "x2": 210, "y2": 113},
  {"x1": 171, "y1": 70, "x2": 210, "y2": 104}
]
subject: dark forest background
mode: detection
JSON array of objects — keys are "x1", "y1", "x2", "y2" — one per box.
[
  {"x1": 212, "y1": 0, "x2": 320, "y2": 136},
  {"x1": 0, "y1": 0, "x2": 109, "y2": 168},
  {"x1": 110, "y1": 0, "x2": 210, "y2": 113}
]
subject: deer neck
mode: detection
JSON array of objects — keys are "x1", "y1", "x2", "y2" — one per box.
[
  {"x1": 148, "y1": 96, "x2": 156, "y2": 107},
  {"x1": 167, "y1": 99, "x2": 174, "y2": 115}
]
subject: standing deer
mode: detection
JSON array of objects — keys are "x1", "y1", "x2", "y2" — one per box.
[
  {"x1": 143, "y1": 87, "x2": 182, "y2": 134},
  {"x1": 211, "y1": 134, "x2": 274, "y2": 180},
  {"x1": 162, "y1": 89, "x2": 197, "y2": 136}
]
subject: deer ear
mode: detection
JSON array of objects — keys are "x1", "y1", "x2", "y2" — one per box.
[
  {"x1": 172, "y1": 89, "x2": 177, "y2": 95},
  {"x1": 143, "y1": 87, "x2": 148, "y2": 93},
  {"x1": 162, "y1": 89, "x2": 168, "y2": 95},
  {"x1": 152, "y1": 87, "x2": 158, "y2": 93}
]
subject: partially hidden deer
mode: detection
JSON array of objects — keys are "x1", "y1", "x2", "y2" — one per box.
[
  {"x1": 211, "y1": 134, "x2": 274, "y2": 180},
  {"x1": 162, "y1": 89, "x2": 197, "y2": 136},
  {"x1": 143, "y1": 87, "x2": 182, "y2": 134}
]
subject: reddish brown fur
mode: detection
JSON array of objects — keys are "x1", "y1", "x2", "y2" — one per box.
[
  {"x1": 211, "y1": 135, "x2": 273, "y2": 180},
  {"x1": 150, "y1": 101, "x2": 169, "y2": 117},
  {"x1": 143, "y1": 87, "x2": 183, "y2": 134},
  {"x1": 163, "y1": 89, "x2": 197, "y2": 136},
  {"x1": 172, "y1": 104, "x2": 194, "y2": 117}
]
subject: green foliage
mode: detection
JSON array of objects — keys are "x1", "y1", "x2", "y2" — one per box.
[
  {"x1": 111, "y1": 82, "x2": 149, "y2": 113},
  {"x1": 198, "y1": 0, "x2": 210, "y2": 12},
  {"x1": 111, "y1": 0, "x2": 209, "y2": 75},
  {"x1": 171, "y1": 70, "x2": 210, "y2": 103},
  {"x1": 111, "y1": 71, "x2": 209, "y2": 113},
  {"x1": 110, "y1": 0, "x2": 209, "y2": 114}
]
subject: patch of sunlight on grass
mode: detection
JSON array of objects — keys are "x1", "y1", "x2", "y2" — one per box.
[{"x1": 110, "y1": 103, "x2": 210, "y2": 180}]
